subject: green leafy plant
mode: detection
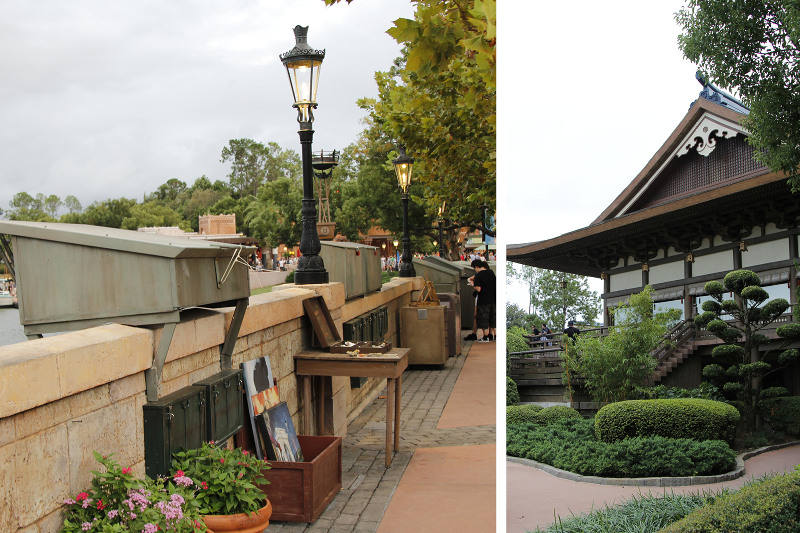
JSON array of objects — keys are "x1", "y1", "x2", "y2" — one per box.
[
  {"x1": 61, "y1": 452, "x2": 204, "y2": 532},
  {"x1": 170, "y1": 441, "x2": 270, "y2": 516},
  {"x1": 564, "y1": 286, "x2": 680, "y2": 404},
  {"x1": 660, "y1": 470, "x2": 800, "y2": 532},
  {"x1": 506, "y1": 376, "x2": 520, "y2": 405}
]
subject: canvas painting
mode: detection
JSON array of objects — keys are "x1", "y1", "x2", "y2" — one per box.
[
  {"x1": 241, "y1": 356, "x2": 279, "y2": 460},
  {"x1": 260, "y1": 401, "x2": 304, "y2": 462}
]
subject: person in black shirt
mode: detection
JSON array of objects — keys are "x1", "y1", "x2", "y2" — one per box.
[
  {"x1": 469, "y1": 259, "x2": 496, "y2": 342},
  {"x1": 564, "y1": 320, "x2": 580, "y2": 342}
]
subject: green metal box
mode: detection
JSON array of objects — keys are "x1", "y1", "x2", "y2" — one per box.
[
  {"x1": 143, "y1": 385, "x2": 207, "y2": 478},
  {"x1": 193, "y1": 369, "x2": 244, "y2": 444},
  {"x1": 364, "y1": 246, "x2": 382, "y2": 293},
  {"x1": 320, "y1": 241, "x2": 381, "y2": 299},
  {"x1": 414, "y1": 257, "x2": 461, "y2": 295},
  {"x1": 0, "y1": 221, "x2": 252, "y2": 336}
]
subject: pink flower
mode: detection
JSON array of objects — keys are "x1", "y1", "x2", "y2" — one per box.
[
  {"x1": 174, "y1": 470, "x2": 184, "y2": 478},
  {"x1": 219, "y1": 458, "x2": 225, "y2": 464},
  {"x1": 81, "y1": 522, "x2": 91, "y2": 531},
  {"x1": 243, "y1": 450, "x2": 249, "y2": 456},
  {"x1": 76, "y1": 492, "x2": 89, "y2": 501},
  {"x1": 96, "y1": 499, "x2": 105, "y2": 510},
  {"x1": 200, "y1": 481, "x2": 208, "y2": 490},
  {"x1": 122, "y1": 467, "x2": 132, "y2": 475}
]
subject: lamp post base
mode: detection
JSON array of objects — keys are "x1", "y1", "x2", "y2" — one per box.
[
  {"x1": 294, "y1": 270, "x2": 329, "y2": 285},
  {"x1": 399, "y1": 265, "x2": 416, "y2": 278}
]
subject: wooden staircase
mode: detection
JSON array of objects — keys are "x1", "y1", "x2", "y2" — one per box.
[{"x1": 649, "y1": 319, "x2": 697, "y2": 384}]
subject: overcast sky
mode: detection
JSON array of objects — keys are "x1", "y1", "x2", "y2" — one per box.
[
  {"x1": 499, "y1": 0, "x2": 702, "y2": 316},
  {"x1": 0, "y1": 0, "x2": 414, "y2": 212}
]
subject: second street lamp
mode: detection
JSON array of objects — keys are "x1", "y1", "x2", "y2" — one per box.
[
  {"x1": 280, "y1": 25, "x2": 328, "y2": 285},
  {"x1": 392, "y1": 146, "x2": 415, "y2": 278}
]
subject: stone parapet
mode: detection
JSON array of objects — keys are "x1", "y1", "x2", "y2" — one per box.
[{"x1": 0, "y1": 279, "x2": 414, "y2": 532}]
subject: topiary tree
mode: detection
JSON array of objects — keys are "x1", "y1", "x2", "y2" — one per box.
[{"x1": 694, "y1": 269, "x2": 800, "y2": 430}]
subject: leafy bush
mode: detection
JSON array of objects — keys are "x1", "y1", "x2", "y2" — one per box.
[
  {"x1": 381, "y1": 270, "x2": 398, "y2": 284},
  {"x1": 506, "y1": 326, "x2": 529, "y2": 354},
  {"x1": 536, "y1": 405, "x2": 582, "y2": 425},
  {"x1": 506, "y1": 404, "x2": 542, "y2": 425},
  {"x1": 566, "y1": 286, "x2": 680, "y2": 404},
  {"x1": 660, "y1": 471, "x2": 800, "y2": 532},
  {"x1": 285, "y1": 271, "x2": 294, "y2": 283},
  {"x1": 506, "y1": 376, "x2": 520, "y2": 406},
  {"x1": 632, "y1": 383, "x2": 724, "y2": 401},
  {"x1": 507, "y1": 417, "x2": 736, "y2": 478},
  {"x1": 594, "y1": 399, "x2": 739, "y2": 444},
  {"x1": 760, "y1": 396, "x2": 800, "y2": 437},
  {"x1": 760, "y1": 386, "x2": 790, "y2": 399}
]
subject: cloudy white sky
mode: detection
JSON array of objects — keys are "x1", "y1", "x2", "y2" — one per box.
[
  {"x1": 500, "y1": 0, "x2": 703, "y2": 315},
  {"x1": 0, "y1": 0, "x2": 414, "y2": 212}
]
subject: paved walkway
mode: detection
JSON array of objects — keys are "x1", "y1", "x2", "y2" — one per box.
[
  {"x1": 507, "y1": 444, "x2": 800, "y2": 533},
  {"x1": 268, "y1": 335, "x2": 496, "y2": 532}
]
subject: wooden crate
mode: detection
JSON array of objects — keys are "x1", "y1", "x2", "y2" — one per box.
[{"x1": 259, "y1": 435, "x2": 342, "y2": 523}]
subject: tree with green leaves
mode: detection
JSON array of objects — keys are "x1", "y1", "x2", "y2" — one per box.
[
  {"x1": 244, "y1": 177, "x2": 303, "y2": 250},
  {"x1": 7, "y1": 192, "x2": 51, "y2": 221},
  {"x1": 508, "y1": 264, "x2": 600, "y2": 331},
  {"x1": 325, "y1": 0, "x2": 495, "y2": 234},
  {"x1": 221, "y1": 139, "x2": 301, "y2": 198},
  {"x1": 565, "y1": 286, "x2": 681, "y2": 405},
  {"x1": 694, "y1": 269, "x2": 800, "y2": 429},
  {"x1": 677, "y1": 0, "x2": 800, "y2": 189},
  {"x1": 121, "y1": 201, "x2": 190, "y2": 231}
]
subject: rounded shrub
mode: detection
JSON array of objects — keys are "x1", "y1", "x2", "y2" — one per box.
[
  {"x1": 660, "y1": 470, "x2": 800, "y2": 532},
  {"x1": 594, "y1": 399, "x2": 739, "y2": 444},
  {"x1": 760, "y1": 396, "x2": 800, "y2": 437},
  {"x1": 506, "y1": 404, "x2": 543, "y2": 426},
  {"x1": 506, "y1": 376, "x2": 520, "y2": 406},
  {"x1": 536, "y1": 405, "x2": 582, "y2": 425}
]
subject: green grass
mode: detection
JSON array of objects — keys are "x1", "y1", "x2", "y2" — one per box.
[
  {"x1": 251, "y1": 286, "x2": 273, "y2": 296},
  {"x1": 531, "y1": 490, "x2": 724, "y2": 533}
]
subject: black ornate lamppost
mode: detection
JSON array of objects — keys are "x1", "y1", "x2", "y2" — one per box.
[
  {"x1": 392, "y1": 146, "x2": 416, "y2": 277},
  {"x1": 280, "y1": 25, "x2": 328, "y2": 285}
]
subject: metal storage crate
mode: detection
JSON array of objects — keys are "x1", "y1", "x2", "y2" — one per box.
[
  {"x1": 438, "y1": 293, "x2": 462, "y2": 356},
  {"x1": 143, "y1": 385, "x2": 207, "y2": 478},
  {"x1": 193, "y1": 369, "x2": 244, "y2": 444},
  {"x1": 399, "y1": 305, "x2": 447, "y2": 366},
  {"x1": 319, "y1": 241, "x2": 381, "y2": 299},
  {"x1": 413, "y1": 257, "x2": 461, "y2": 295}
]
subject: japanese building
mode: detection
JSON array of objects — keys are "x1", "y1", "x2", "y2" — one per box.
[{"x1": 508, "y1": 75, "x2": 800, "y2": 390}]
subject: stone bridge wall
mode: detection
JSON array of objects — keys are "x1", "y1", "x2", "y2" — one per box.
[{"x1": 0, "y1": 277, "x2": 419, "y2": 532}]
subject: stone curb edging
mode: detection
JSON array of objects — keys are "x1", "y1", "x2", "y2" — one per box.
[{"x1": 506, "y1": 440, "x2": 800, "y2": 487}]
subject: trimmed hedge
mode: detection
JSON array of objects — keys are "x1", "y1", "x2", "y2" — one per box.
[
  {"x1": 506, "y1": 404, "x2": 543, "y2": 425},
  {"x1": 760, "y1": 396, "x2": 800, "y2": 437},
  {"x1": 507, "y1": 376, "x2": 520, "y2": 406},
  {"x1": 659, "y1": 470, "x2": 800, "y2": 532},
  {"x1": 595, "y1": 399, "x2": 739, "y2": 444},
  {"x1": 507, "y1": 417, "x2": 736, "y2": 478},
  {"x1": 537, "y1": 405, "x2": 582, "y2": 424}
]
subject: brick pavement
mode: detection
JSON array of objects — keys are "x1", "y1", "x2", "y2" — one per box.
[{"x1": 267, "y1": 338, "x2": 495, "y2": 532}]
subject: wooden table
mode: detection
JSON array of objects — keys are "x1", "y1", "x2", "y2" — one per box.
[{"x1": 294, "y1": 347, "x2": 409, "y2": 467}]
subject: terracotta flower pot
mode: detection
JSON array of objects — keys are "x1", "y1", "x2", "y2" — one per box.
[{"x1": 202, "y1": 500, "x2": 272, "y2": 533}]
